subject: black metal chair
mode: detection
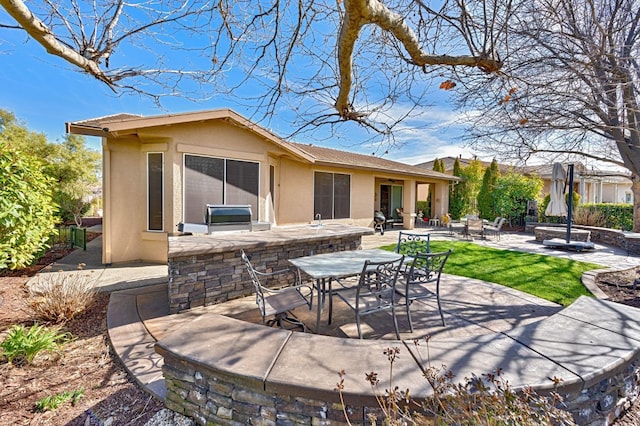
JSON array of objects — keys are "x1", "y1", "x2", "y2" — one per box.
[
  {"x1": 330, "y1": 255, "x2": 405, "y2": 339},
  {"x1": 395, "y1": 231, "x2": 431, "y2": 257},
  {"x1": 241, "y1": 250, "x2": 313, "y2": 331},
  {"x1": 396, "y1": 250, "x2": 452, "y2": 331}
]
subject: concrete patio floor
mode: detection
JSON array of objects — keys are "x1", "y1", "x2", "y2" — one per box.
[{"x1": 101, "y1": 226, "x2": 640, "y2": 402}]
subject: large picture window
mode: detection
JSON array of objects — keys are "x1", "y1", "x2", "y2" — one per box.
[
  {"x1": 184, "y1": 154, "x2": 259, "y2": 223},
  {"x1": 314, "y1": 172, "x2": 350, "y2": 219},
  {"x1": 147, "y1": 153, "x2": 164, "y2": 231}
]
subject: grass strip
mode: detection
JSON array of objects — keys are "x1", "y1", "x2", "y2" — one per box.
[{"x1": 382, "y1": 240, "x2": 602, "y2": 306}]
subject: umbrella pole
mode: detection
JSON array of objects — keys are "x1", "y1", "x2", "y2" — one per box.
[{"x1": 566, "y1": 164, "x2": 574, "y2": 243}]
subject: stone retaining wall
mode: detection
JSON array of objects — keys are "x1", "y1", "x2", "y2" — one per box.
[
  {"x1": 160, "y1": 352, "x2": 640, "y2": 426},
  {"x1": 156, "y1": 299, "x2": 640, "y2": 426},
  {"x1": 526, "y1": 222, "x2": 640, "y2": 254},
  {"x1": 533, "y1": 226, "x2": 591, "y2": 242},
  {"x1": 168, "y1": 236, "x2": 361, "y2": 313}
]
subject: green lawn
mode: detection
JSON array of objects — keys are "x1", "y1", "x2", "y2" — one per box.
[{"x1": 383, "y1": 240, "x2": 603, "y2": 306}]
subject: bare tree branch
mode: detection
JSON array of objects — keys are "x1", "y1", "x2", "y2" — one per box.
[{"x1": 1, "y1": 0, "x2": 113, "y2": 85}]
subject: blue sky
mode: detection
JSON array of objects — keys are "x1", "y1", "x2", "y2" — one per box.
[{"x1": 0, "y1": 23, "x2": 480, "y2": 165}]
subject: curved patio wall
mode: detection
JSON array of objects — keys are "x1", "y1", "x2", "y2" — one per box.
[
  {"x1": 526, "y1": 222, "x2": 640, "y2": 254},
  {"x1": 155, "y1": 297, "x2": 640, "y2": 426}
]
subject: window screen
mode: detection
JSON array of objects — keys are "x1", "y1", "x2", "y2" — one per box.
[
  {"x1": 147, "y1": 153, "x2": 164, "y2": 231},
  {"x1": 225, "y1": 159, "x2": 259, "y2": 216},
  {"x1": 184, "y1": 154, "x2": 259, "y2": 223},
  {"x1": 184, "y1": 155, "x2": 224, "y2": 223},
  {"x1": 314, "y1": 172, "x2": 350, "y2": 219},
  {"x1": 333, "y1": 173, "x2": 351, "y2": 219}
]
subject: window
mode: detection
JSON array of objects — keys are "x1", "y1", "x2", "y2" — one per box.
[
  {"x1": 314, "y1": 172, "x2": 350, "y2": 219},
  {"x1": 184, "y1": 154, "x2": 259, "y2": 223},
  {"x1": 147, "y1": 153, "x2": 164, "y2": 231}
]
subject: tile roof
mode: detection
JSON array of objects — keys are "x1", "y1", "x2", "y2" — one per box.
[
  {"x1": 288, "y1": 142, "x2": 457, "y2": 181},
  {"x1": 67, "y1": 108, "x2": 456, "y2": 181}
]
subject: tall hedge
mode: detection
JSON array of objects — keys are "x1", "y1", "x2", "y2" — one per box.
[
  {"x1": 580, "y1": 203, "x2": 633, "y2": 231},
  {"x1": 0, "y1": 142, "x2": 58, "y2": 269}
]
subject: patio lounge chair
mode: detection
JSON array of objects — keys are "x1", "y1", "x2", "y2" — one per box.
[
  {"x1": 396, "y1": 250, "x2": 452, "y2": 330},
  {"x1": 485, "y1": 217, "x2": 506, "y2": 240},
  {"x1": 465, "y1": 218, "x2": 485, "y2": 240},
  {"x1": 241, "y1": 250, "x2": 313, "y2": 331},
  {"x1": 330, "y1": 255, "x2": 405, "y2": 339}
]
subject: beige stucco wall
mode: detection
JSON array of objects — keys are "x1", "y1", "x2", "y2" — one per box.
[
  {"x1": 277, "y1": 157, "x2": 375, "y2": 227},
  {"x1": 103, "y1": 136, "x2": 170, "y2": 264},
  {"x1": 103, "y1": 121, "x2": 293, "y2": 264},
  {"x1": 102, "y1": 119, "x2": 452, "y2": 263}
]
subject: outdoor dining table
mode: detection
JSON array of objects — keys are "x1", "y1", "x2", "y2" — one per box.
[{"x1": 289, "y1": 248, "x2": 405, "y2": 333}]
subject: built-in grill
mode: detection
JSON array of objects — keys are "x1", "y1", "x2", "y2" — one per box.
[{"x1": 178, "y1": 204, "x2": 253, "y2": 234}]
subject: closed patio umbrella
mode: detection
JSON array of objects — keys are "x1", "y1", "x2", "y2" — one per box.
[{"x1": 545, "y1": 163, "x2": 568, "y2": 217}]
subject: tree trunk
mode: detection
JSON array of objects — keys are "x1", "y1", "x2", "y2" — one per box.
[{"x1": 632, "y1": 175, "x2": 640, "y2": 233}]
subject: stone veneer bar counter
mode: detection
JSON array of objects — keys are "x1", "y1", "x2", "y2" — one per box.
[{"x1": 167, "y1": 224, "x2": 373, "y2": 314}]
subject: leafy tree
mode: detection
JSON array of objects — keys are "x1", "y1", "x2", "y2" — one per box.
[
  {"x1": 0, "y1": 110, "x2": 100, "y2": 225},
  {"x1": 458, "y1": 158, "x2": 485, "y2": 216},
  {"x1": 493, "y1": 172, "x2": 543, "y2": 225},
  {"x1": 50, "y1": 135, "x2": 101, "y2": 225},
  {"x1": 0, "y1": 141, "x2": 58, "y2": 269},
  {"x1": 449, "y1": 158, "x2": 465, "y2": 219},
  {"x1": 478, "y1": 159, "x2": 500, "y2": 219},
  {"x1": 433, "y1": 158, "x2": 446, "y2": 173}
]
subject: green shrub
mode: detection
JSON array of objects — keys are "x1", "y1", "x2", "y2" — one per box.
[
  {"x1": 0, "y1": 323, "x2": 70, "y2": 365},
  {"x1": 417, "y1": 201, "x2": 430, "y2": 218},
  {"x1": 572, "y1": 206, "x2": 606, "y2": 227},
  {"x1": 0, "y1": 142, "x2": 59, "y2": 270},
  {"x1": 28, "y1": 265, "x2": 97, "y2": 323},
  {"x1": 35, "y1": 388, "x2": 84, "y2": 412},
  {"x1": 580, "y1": 203, "x2": 633, "y2": 231}
]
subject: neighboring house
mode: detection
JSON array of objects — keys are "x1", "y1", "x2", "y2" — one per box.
[
  {"x1": 417, "y1": 157, "x2": 633, "y2": 206},
  {"x1": 66, "y1": 109, "x2": 457, "y2": 264}
]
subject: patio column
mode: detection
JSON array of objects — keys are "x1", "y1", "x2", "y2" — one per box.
[
  {"x1": 433, "y1": 181, "x2": 449, "y2": 220},
  {"x1": 402, "y1": 179, "x2": 417, "y2": 229}
]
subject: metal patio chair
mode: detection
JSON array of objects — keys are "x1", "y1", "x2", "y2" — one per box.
[
  {"x1": 396, "y1": 250, "x2": 452, "y2": 331},
  {"x1": 465, "y1": 218, "x2": 485, "y2": 240},
  {"x1": 485, "y1": 217, "x2": 506, "y2": 240},
  {"x1": 395, "y1": 231, "x2": 431, "y2": 257},
  {"x1": 330, "y1": 255, "x2": 405, "y2": 339},
  {"x1": 241, "y1": 250, "x2": 313, "y2": 331}
]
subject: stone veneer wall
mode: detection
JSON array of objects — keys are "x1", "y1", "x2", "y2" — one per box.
[
  {"x1": 526, "y1": 223, "x2": 640, "y2": 254},
  {"x1": 168, "y1": 236, "x2": 361, "y2": 314},
  {"x1": 160, "y1": 344, "x2": 640, "y2": 426},
  {"x1": 533, "y1": 227, "x2": 592, "y2": 242},
  {"x1": 565, "y1": 357, "x2": 640, "y2": 426}
]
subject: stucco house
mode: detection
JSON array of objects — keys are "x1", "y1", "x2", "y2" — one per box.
[{"x1": 66, "y1": 109, "x2": 457, "y2": 264}]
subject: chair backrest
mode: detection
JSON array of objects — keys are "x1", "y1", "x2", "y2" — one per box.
[
  {"x1": 466, "y1": 214, "x2": 479, "y2": 220},
  {"x1": 495, "y1": 217, "x2": 506, "y2": 230},
  {"x1": 396, "y1": 231, "x2": 431, "y2": 257},
  {"x1": 241, "y1": 250, "x2": 268, "y2": 316},
  {"x1": 491, "y1": 217, "x2": 501, "y2": 227},
  {"x1": 405, "y1": 250, "x2": 452, "y2": 284},
  {"x1": 357, "y1": 255, "x2": 405, "y2": 300},
  {"x1": 467, "y1": 218, "x2": 484, "y2": 232}
]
